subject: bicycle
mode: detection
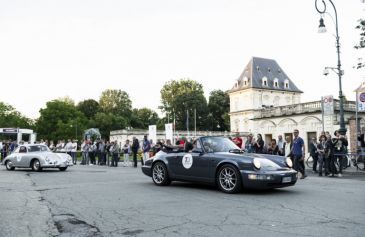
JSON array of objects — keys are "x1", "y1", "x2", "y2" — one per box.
[
  {"x1": 347, "y1": 152, "x2": 365, "y2": 171},
  {"x1": 306, "y1": 155, "x2": 314, "y2": 169},
  {"x1": 334, "y1": 154, "x2": 351, "y2": 171}
]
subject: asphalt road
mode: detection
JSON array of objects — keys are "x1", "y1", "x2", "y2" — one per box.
[{"x1": 1, "y1": 164, "x2": 365, "y2": 237}]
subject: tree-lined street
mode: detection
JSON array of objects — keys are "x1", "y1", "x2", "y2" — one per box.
[{"x1": 1, "y1": 165, "x2": 364, "y2": 237}]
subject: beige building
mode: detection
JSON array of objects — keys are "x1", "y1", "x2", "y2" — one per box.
[{"x1": 229, "y1": 57, "x2": 363, "y2": 152}]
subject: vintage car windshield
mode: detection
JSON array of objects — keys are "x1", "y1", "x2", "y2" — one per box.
[
  {"x1": 28, "y1": 145, "x2": 50, "y2": 152},
  {"x1": 201, "y1": 137, "x2": 240, "y2": 152}
]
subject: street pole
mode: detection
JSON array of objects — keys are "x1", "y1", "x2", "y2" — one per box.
[
  {"x1": 321, "y1": 97, "x2": 325, "y2": 132},
  {"x1": 315, "y1": 0, "x2": 347, "y2": 135}
]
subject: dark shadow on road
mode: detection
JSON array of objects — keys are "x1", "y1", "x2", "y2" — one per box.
[{"x1": 139, "y1": 180, "x2": 301, "y2": 195}]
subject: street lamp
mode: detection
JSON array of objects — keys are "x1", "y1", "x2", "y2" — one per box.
[{"x1": 315, "y1": 0, "x2": 346, "y2": 135}]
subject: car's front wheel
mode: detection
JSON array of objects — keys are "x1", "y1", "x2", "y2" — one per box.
[
  {"x1": 5, "y1": 161, "x2": 15, "y2": 171},
  {"x1": 217, "y1": 164, "x2": 242, "y2": 194},
  {"x1": 59, "y1": 167, "x2": 67, "y2": 171},
  {"x1": 152, "y1": 162, "x2": 171, "y2": 186},
  {"x1": 31, "y1": 159, "x2": 42, "y2": 172}
]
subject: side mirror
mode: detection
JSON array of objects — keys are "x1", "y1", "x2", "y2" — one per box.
[{"x1": 192, "y1": 148, "x2": 203, "y2": 154}]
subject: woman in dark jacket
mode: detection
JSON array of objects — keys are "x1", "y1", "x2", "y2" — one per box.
[{"x1": 254, "y1": 134, "x2": 265, "y2": 154}]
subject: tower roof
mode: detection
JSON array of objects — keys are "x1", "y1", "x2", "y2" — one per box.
[{"x1": 230, "y1": 57, "x2": 303, "y2": 93}]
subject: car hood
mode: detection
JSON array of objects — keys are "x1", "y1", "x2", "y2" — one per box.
[{"x1": 213, "y1": 152, "x2": 290, "y2": 170}]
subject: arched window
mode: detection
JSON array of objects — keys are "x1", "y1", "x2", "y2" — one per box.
[
  {"x1": 243, "y1": 77, "x2": 248, "y2": 86},
  {"x1": 274, "y1": 78, "x2": 279, "y2": 88},
  {"x1": 284, "y1": 79, "x2": 290, "y2": 89},
  {"x1": 262, "y1": 77, "x2": 268, "y2": 86}
]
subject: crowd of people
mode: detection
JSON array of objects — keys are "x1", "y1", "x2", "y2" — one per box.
[
  {"x1": 232, "y1": 129, "x2": 349, "y2": 178},
  {"x1": 0, "y1": 129, "x2": 351, "y2": 178}
]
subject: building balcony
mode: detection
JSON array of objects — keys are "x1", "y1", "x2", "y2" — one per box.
[{"x1": 253, "y1": 99, "x2": 357, "y2": 119}]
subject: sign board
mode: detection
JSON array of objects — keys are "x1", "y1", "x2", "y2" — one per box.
[
  {"x1": 1, "y1": 128, "x2": 19, "y2": 133},
  {"x1": 165, "y1": 123, "x2": 173, "y2": 142},
  {"x1": 357, "y1": 91, "x2": 365, "y2": 112},
  {"x1": 322, "y1": 95, "x2": 334, "y2": 115},
  {"x1": 148, "y1": 125, "x2": 157, "y2": 144}
]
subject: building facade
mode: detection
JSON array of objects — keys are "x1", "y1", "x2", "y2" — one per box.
[{"x1": 229, "y1": 57, "x2": 364, "y2": 152}]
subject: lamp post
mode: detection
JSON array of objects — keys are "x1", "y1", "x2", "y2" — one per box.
[{"x1": 315, "y1": 0, "x2": 346, "y2": 135}]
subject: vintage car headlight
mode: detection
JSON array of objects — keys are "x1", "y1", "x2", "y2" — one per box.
[
  {"x1": 285, "y1": 158, "x2": 293, "y2": 168},
  {"x1": 45, "y1": 157, "x2": 50, "y2": 162},
  {"x1": 253, "y1": 158, "x2": 261, "y2": 169}
]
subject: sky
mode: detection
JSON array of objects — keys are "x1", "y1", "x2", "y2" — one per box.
[{"x1": 0, "y1": 0, "x2": 364, "y2": 119}]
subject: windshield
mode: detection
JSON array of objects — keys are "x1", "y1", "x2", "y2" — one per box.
[
  {"x1": 201, "y1": 137, "x2": 240, "y2": 152},
  {"x1": 28, "y1": 145, "x2": 50, "y2": 152}
]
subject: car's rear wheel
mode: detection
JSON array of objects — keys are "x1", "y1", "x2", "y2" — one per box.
[
  {"x1": 152, "y1": 162, "x2": 171, "y2": 186},
  {"x1": 5, "y1": 161, "x2": 15, "y2": 171},
  {"x1": 217, "y1": 164, "x2": 242, "y2": 194},
  {"x1": 31, "y1": 159, "x2": 42, "y2": 172},
  {"x1": 59, "y1": 167, "x2": 67, "y2": 171}
]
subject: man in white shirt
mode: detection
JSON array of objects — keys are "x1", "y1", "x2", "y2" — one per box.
[{"x1": 71, "y1": 139, "x2": 78, "y2": 165}]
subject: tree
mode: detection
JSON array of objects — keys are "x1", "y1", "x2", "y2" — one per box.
[
  {"x1": 35, "y1": 99, "x2": 87, "y2": 141},
  {"x1": 208, "y1": 90, "x2": 230, "y2": 131},
  {"x1": 130, "y1": 108, "x2": 159, "y2": 129},
  {"x1": 0, "y1": 102, "x2": 33, "y2": 129},
  {"x1": 355, "y1": 19, "x2": 365, "y2": 69},
  {"x1": 160, "y1": 79, "x2": 209, "y2": 130},
  {"x1": 99, "y1": 89, "x2": 132, "y2": 119},
  {"x1": 77, "y1": 99, "x2": 100, "y2": 119},
  {"x1": 88, "y1": 112, "x2": 127, "y2": 139}
]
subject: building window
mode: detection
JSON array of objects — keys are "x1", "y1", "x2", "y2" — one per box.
[
  {"x1": 284, "y1": 79, "x2": 289, "y2": 89},
  {"x1": 262, "y1": 77, "x2": 268, "y2": 86},
  {"x1": 274, "y1": 78, "x2": 279, "y2": 88},
  {"x1": 243, "y1": 77, "x2": 248, "y2": 86}
]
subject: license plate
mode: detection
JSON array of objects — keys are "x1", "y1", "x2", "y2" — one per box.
[{"x1": 282, "y1": 177, "x2": 292, "y2": 183}]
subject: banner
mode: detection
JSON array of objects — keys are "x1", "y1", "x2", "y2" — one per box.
[
  {"x1": 165, "y1": 123, "x2": 173, "y2": 142},
  {"x1": 322, "y1": 95, "x2": 334, "y2": 115},
  {"x1": 148, "y1": 125, "x2": 157, "y2": 144}
]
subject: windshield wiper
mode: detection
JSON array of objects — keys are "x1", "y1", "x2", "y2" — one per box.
[{"x1": 229, "y1": 149, "x2": 244, "y2": 154}]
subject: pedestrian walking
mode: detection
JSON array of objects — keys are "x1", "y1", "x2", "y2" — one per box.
[
  {"x1": 291, "y1": 129, "x2": 307, "y2": 179},
  {"x1": 283, "y1": 136, "x2": 293, "y2": 162},
  {"x1": 277, "y1": 135, "x2": 284, "y2": 156},
  {"x1": 244, "y1": 134, "x2": 254, "y2": 153}
]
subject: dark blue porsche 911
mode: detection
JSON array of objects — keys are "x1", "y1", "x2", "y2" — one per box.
[{"x1": 142, "y1": 136, "x2": 297, "y2": 194}]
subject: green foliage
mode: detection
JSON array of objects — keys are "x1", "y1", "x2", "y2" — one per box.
[
  {"x1": 99, "y1": 89, "x2": 132, "y2": 119},
  {"x1": 130, "y1": 108, "x2": 159, "y2": 129},
  {"x1": 88, "y1": 112, "x2": 127, "y2": 139},
  {"x1": 35, "y1": 99, "x2": 87, "y2": 141},
  {"x1": 354, "y1": 19, "x2": 365, "y2": 69},
  {"x1": 208, "y1": 90, "x2": 230, "y2": 131},
  {"x1": 160, "y1": 79, "x2": 209, "y2": 130},
  {"x1": 77, "y1": 99, "x2": 100, "y2": 119},
  {"x1": 0, "y1": 102, "x2": 34, "y2": 129}
]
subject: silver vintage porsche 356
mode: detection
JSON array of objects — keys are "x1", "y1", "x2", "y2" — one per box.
[{"x1": 2, "y1": 144, "x2": 73, "y2": 171}]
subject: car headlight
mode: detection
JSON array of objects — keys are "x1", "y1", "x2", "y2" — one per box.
[
  {"x1": 253, "y1": 158, "x2": 261, "y2": 169},
  {"x1": 285, "y1": 157, "x2": 293, "y2": 168}
]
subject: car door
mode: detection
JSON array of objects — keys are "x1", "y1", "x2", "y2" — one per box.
[
  {"x1": 172, "y1": 140, "x2": 213, "y2": 182},
  {"x1": 16, "y1": 146, "x2": 30, "y2": 167}
]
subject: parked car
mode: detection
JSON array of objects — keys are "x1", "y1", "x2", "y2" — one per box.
[
  {"x1": 2, "y1": 144, "x2": 73, "y2": 171},
  {"x1": 142, "y1": 136, "x2": 297, "y2": 193}
]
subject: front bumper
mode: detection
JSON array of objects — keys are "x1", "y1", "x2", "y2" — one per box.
[
  {"x1": 141, "y1": 165, "x2": 152, "y2": 177},
  {"x1": 241, "y1": 170, "x2": 298, "y2": 189},
  {"x1": 42, "y1": 161, "x2": 73, "y2": 168}
]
